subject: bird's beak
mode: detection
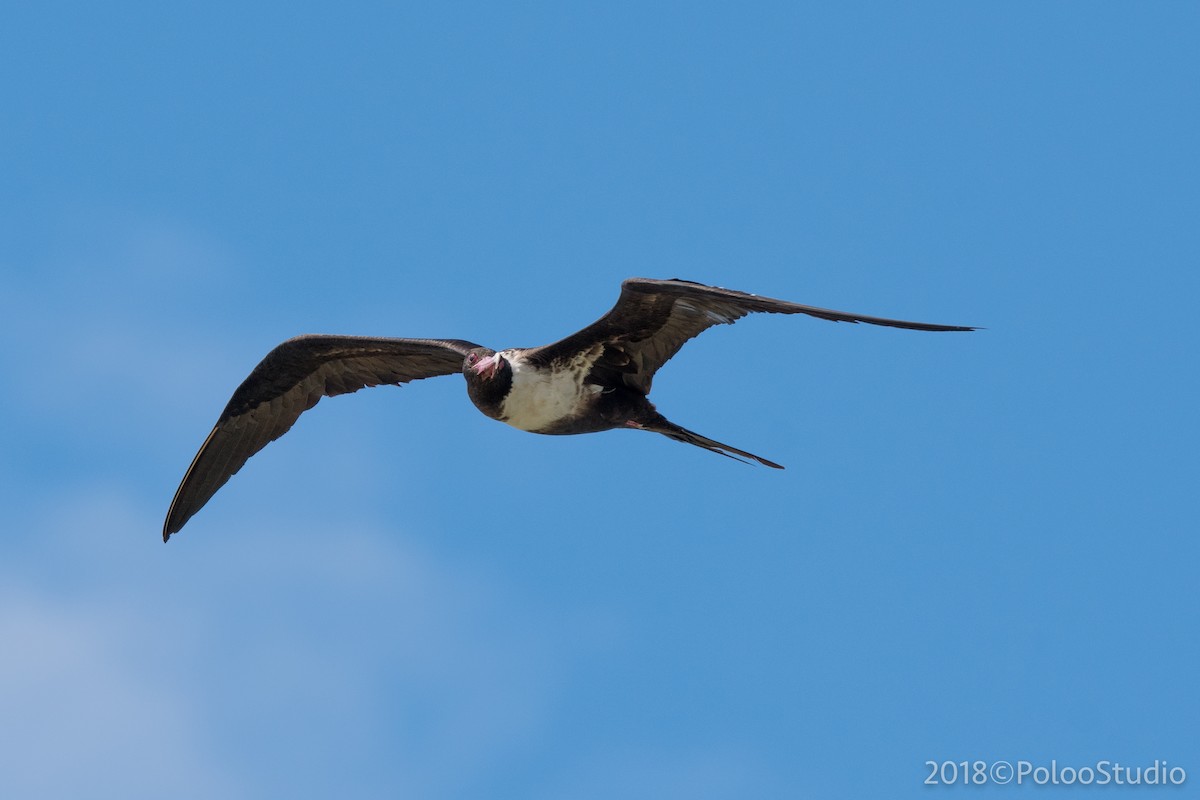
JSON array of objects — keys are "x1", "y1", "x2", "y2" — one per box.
[{"x1": 471, "y1": 353, "x2": 501, "y2": 379}]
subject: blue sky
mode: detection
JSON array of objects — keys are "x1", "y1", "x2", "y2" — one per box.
[{"x1": 2, "y1": 2, "x2": 1197, "y2": 798}]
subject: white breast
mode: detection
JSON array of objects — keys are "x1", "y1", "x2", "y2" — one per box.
[{"x1": 498, "y1": 351, "x2": 594, "y2": 432}]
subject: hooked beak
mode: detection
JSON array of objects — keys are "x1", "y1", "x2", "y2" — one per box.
[{"x1": 471, "y1": 353, "x2": 501, "y2": 380}]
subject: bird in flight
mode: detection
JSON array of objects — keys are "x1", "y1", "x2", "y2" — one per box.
[{"x1": 163, "y1": 278, "x2": 973, "y2": 540}]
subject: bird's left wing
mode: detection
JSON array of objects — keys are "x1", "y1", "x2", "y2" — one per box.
[
  {"x1": 163, "y1": 335, "x2": 480, "y2": 541},
  {"x1": 526, "y1": 278, "x2": 974, "y2": 393}
]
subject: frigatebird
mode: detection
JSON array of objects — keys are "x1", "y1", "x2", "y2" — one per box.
[{"x1": 163, "y1": 278, "x2": 973, "y2": 540}]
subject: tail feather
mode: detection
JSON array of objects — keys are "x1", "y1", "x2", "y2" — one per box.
[{"x1": 642, "y1": 417, "x2": 784, "y2": 469}]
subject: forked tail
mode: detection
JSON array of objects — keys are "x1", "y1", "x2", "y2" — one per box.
[{"x1": 639, "y1": 415, "x2": 784, "y2": 469}]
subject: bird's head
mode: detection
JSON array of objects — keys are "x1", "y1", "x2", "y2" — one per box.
[
  {"x1": 463, "y1": 348, "x2": 513, "y2": 420},
  {"x1": 464, "y1": 347, "x2": 505, "y2": 381}
]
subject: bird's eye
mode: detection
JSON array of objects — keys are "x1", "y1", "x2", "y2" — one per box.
[{"x1": 467, "y1": 353, "x2": 478, "y2": 365}]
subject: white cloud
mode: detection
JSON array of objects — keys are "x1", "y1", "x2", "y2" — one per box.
[
  {"x1": 0, "y1": 585, "x2": 246, "y2": 800},
  {"x1": 0, "y1": 483, "x2": 566, "y2": 799}
]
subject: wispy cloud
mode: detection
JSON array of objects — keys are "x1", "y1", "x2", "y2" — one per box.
[
  {"x1": 1, "y1": 475, "x2": 567, "y2": 799},
  {"x1": 0, "y1": 583, "x2": 245, "y2": 799}
]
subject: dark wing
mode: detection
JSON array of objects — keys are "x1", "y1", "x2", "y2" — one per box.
[
  {"x1": 163, "y1": 335, "x2": 480, "y2": 541},
  {"x1": 526, "y1": 278, "x2": 974, "y2": 393}
]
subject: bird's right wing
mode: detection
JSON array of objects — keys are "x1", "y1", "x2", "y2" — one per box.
[{"x1": 163, "y1": 335, "x2": 480, "y2": 541}]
